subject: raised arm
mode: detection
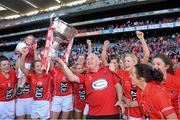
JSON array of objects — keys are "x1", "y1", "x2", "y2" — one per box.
[
  {"x1": 101, "y1": 40, "x2": 110, "y2": 67},
  {"x1": 87, "y1": 39, "x2": 92, "y2": 54},
  {"x1": 56, "y1": 58, "x2": 80, "y2": 83},
  {"x1": 15, "y1": 57, "x2": 27, "y2": 87},
  {"x1": 32, "y1": 41, "x2": 39, "y2": 60},
  {"x1": 136, "y1": 31, "x2": 150, "y2": 64}
]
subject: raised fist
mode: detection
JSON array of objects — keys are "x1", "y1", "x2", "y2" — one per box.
[
  {"x1": 87, "y1": 39, "x2": 92, "y2": 45},
  {"x1": 136, "y1": 31, "x2": 144, "y2": 40},
  {"x1": 104, "y1": 40, "x2": 110, "y2": 47}
]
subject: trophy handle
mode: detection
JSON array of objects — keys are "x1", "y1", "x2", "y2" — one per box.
[{"x1": 50, "y1": 13, "x2": 56, "y2": 25}]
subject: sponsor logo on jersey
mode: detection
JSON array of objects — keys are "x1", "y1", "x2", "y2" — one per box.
[{"x1": 92, "y1": 79, "x2": 108, "y2": 90}]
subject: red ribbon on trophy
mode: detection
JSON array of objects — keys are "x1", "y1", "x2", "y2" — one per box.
[{"x1": 41, "y1": 14, "x2": 77, "y2": 73}]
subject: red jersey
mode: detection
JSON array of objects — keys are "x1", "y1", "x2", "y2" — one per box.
[
  {"x1": 0, "y1": 70, "x2": 17, "y2": 101},
  {"x1": 18, "y1": 82, "x2": 32, "y2": 99},
  {"x1": 160, "y1": 73, "x2": 180, "y2": 118},
  {"x1": 137, "y1": 82, "x2": 175, "y2": 119},
  {"x1": 52, "y1": 67, "x2": 72, "y2": 96},
  {"x1": 27, "y1": 71, "x2": 53, "y2": 100},
  {"x1": 116, "y1": 69, "x2": 142, "y2": 117},
  {"x1": 73, "y1": 82, "x2": 86, "y2": 111},
  {"x1": 78, "y1": 67, "x2": 119, "y2": 116}
]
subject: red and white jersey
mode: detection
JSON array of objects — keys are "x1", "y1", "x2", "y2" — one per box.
[
  {"x1": 0, "y1": 70, "x2": 18, "y2": 101},
  {"x1": 52, "y1": 67, "x2": 72, "y2": 96},
  {"x1": 137, "y1": 82, "x2": 175, "y2": 119},
  {"x1": 77, "y1": 67, "x2": 119, "y2": 116},
  {"x1": 160, "y1": 73, "x2": 180, "y2": 119},
  {"x1": 27, "y1": 71, "x2": 53, "y2": 100},
  {"x1": 116, "y1": 69, "x2": 142, "y2": 118}
]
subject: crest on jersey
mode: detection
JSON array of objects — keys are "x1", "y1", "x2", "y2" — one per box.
[{"x1": 169, "y1": 89, "x2": 174, "y2": 94}]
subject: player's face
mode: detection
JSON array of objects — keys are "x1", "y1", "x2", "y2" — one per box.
[
  {"x1": 77, "y1": 55, "x2": 85, "y2": 64},
  {"x1": 25, "y1": 36, "x2": 34, "y2": 45},
  {"x1": 152, "y1": 58, "x2": 167, "y2": 75},
  {"x1": 0, "y1": 60, "x2": 10, "y2": 73},
  {"x1": 119, "y1": 59, "x2": 124, "y2": 69},
  {"x1": 34, "y1": 61, "x2": 42, "y2": 74},
  {"x1": 110, "y1": 59, "x2": 119, "y2": 70},
  {"x1": 124, "y1": 56, "x2": 136, "y2": 72},
  {"x1": 86, "y1": 54, "x2": 100, "y2": 70},
  {"x1": 75, "y1": 64, "x2": 83, "y2": 74}
]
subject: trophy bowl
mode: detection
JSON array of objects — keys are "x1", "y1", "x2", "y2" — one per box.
[{"x1": 52, "y1": 18, "x2": 77, "y2": 41}]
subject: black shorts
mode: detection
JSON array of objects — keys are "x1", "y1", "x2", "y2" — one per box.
[{"x1": 86, "y1": 114, "x2": 120, "y2": 119}]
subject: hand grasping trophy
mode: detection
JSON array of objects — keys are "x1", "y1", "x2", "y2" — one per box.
[{"x1": 41, "y1": 14, "x2": 77, "y2": 73}]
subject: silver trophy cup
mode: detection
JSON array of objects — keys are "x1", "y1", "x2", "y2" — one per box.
[{"x1": 51, "y1": 17, "x2": 77, "y2": 59}]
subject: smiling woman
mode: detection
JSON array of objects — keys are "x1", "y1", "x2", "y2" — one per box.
[{"x1": 0, "y1": 55, "x2": 17, "y2": 119}]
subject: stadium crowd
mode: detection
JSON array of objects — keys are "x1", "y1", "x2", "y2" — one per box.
[
  {"x1": 69, "y1": 32, "x2": 179, "y2": 67},
  {"x1": 78, "y1": 17, "x2": 180, "y2": 33}
]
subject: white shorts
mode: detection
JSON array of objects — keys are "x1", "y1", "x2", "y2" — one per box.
[
  {"x1": 18, "y1": 63, "x2": 31, "y2": 78},
  {"x1": 83, "y1": 103, "x2": 89, "y2": 115},
  {"x1": 51, "y1": 94, "x2": 73, "y2": 112},
  {"x1": 16, "y1": 98, "x2": 33, "y2": 116},
  {"x1": 0, "y1": 100, "x2": 15, "y2": 119},
  {"x1": 31, "y1": 100, "x2": 50, "y2": 119}
]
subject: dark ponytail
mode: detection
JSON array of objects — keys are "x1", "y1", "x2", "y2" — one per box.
[
  {"x1": 135, "y1": 64, "x2": 163, "y2": 83},
  {"x1": 152, "y1": 68, "x2": 164, "y2": 83}
]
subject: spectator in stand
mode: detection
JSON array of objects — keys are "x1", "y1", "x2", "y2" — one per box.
[
  {"x1": 77, "y1": 17, "x2": 179, "y2": 33},
  {"x1": 69, "y1": 32, "x2": 179, "y2": 67}
]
